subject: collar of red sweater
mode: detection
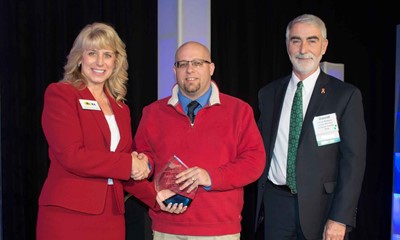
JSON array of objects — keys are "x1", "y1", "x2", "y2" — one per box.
[{"x1": 167, "y1": 80, "x2": 221, "y2": 107}]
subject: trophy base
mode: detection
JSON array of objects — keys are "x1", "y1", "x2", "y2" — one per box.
[{"x1": 162, "y1": 194, "x2": 192, "y2": 207}]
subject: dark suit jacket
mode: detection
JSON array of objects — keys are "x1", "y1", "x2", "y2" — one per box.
[
  {"x1": 255, "y1": 71, "x2": 367, "y2": 239},
  {"x1": 39, "y1": 82, "x2": 133, "y2": 214}
]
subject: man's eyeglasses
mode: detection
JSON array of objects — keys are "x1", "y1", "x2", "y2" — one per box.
[{"x1": 174, "y1": 59, "x2": 211, "y2": 68}]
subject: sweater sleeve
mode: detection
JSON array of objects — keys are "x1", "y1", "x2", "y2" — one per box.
[
  {"x1": 206, "y1": 103, "x2": 266, "y2": 190},
  {"x1": 123, "y1": 179, "x2": 160, "y2": 211}
]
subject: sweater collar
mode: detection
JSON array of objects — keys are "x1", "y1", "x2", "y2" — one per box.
[{"x1": 168, "y1": 80, "x2": 221, "y2": 107}]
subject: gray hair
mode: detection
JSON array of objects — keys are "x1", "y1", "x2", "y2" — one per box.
[{"x1": 285, "y1": 14, "x2": 327, "y2": 43}]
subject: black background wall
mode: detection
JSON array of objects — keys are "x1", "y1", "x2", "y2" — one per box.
[{"x1": 1, "y1": 0, "x2": 399, "y2": 239}]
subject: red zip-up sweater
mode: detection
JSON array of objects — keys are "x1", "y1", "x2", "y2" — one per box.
[{"x1": 125, "y1": 81, "x2": 266, "y2": 236}]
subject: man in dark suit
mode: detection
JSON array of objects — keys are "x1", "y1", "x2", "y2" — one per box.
[{"x1": 255, "y1": 14, "x2": 367, "y2": 240}]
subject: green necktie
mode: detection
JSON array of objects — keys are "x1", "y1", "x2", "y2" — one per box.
[{"x1": 286, "y1": 81, "x2": 303, "y2": 194}]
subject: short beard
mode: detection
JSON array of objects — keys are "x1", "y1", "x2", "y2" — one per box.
[
  {"x1": 290, "y1": 53, "x2": 321, "y2": 75},
  {"x1": 183, "y1": 82, "x2": 200, "y2": 95}
]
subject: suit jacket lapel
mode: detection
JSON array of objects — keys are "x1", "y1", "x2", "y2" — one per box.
[
  {"x1": 108, "y1": 94, "x2": 130, "y2": 152},
  {"x1": 79, "y1": 87, "x2": 111, "y2": 149},
  {"x1": 270, "y1": 77, "x2": 290, "y2": 154},
  {"x1": 301, "y1": 72, "x2": 330, "y2": 142}
]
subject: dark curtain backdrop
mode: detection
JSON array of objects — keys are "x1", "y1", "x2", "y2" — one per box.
[{"x1": 1, "y1": 0, "x2": 399, "y2": 239}]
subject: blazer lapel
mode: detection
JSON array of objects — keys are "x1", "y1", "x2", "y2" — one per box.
[
  {"x1": 300, "y1": 72, "x2": 330, "y2": 142},
  {"x1": 270, "y1": 77, "x2": 290, "y2": 153},
  {"x1": 108, "y1": 94, "x2": 131, "y2": 152},
  {"x1": 79, "y1": 87, "x2": 111, "y2": 148}
]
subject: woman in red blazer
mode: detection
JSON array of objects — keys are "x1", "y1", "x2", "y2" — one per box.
[{"x1": 36, "y1": 22, "x2": 151, "y2": 240}]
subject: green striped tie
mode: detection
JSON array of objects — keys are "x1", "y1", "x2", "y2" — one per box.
[{"x1": 286, "y1": 81, "x2": 303, "y2": 194}]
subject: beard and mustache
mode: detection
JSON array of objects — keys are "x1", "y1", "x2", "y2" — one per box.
[{"x1": 289, "y1": 53, "x2": 322, "y2": 75}]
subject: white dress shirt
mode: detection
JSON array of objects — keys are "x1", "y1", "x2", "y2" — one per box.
[
  {"x1": 268, "y1": 69, "x2": 320, "y2": 185},
  {"x1": 105, "y1": 114, "x2": 120, "y2": 185}
]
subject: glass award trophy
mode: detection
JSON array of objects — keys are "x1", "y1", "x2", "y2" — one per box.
[{"x1": 154, "y1": 155, "x2": 197, "y2": 206}]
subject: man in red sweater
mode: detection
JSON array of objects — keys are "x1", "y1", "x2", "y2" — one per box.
[{"x1": 125, "y1": 41, "x2": 265, "y2": 239}]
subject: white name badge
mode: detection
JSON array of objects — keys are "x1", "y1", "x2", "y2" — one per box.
[
  {"x1": 312, "y1": 113, "x2": 341, "y2": 146},
  {"x1": 79, "y1": 99, "x2": 101, "y2": 111}
]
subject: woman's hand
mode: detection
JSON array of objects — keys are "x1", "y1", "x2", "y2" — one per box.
[{"x1": 130, "y1": 151, "x2": 150, "y2": 180}]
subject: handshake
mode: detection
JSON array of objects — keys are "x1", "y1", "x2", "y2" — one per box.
[
  {"x1": 130, "y1": 151, "x2": 150, "y2": 181},
  {"x1": 128, "y1": 153, "x2": 188, "y2": 214}
]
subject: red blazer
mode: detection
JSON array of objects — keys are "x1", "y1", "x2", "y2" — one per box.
[{"x1": 39, "y1": 82, "x2": 133, "y2": 214}]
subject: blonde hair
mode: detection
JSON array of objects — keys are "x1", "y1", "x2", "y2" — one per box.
[{"x1": 61, "y1": 22, "x2": 128, "y2": 103}]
